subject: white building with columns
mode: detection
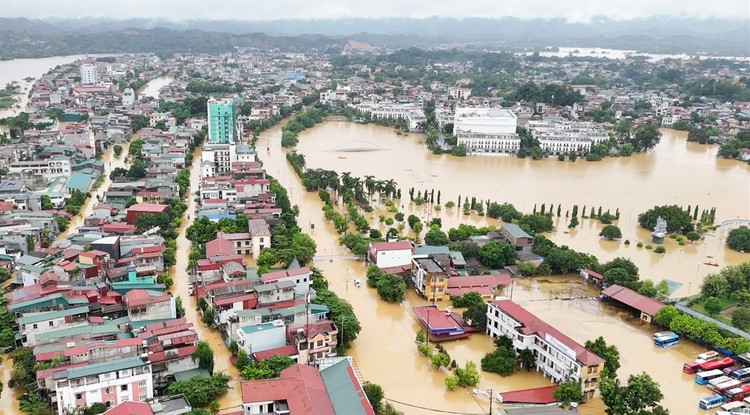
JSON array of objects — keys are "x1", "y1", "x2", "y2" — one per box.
[
  {"x1": 527, "y1": 119, "x2": 609, "y2": 155},
  {"x1": 454, "y1": 107, "x2": 520, "y2": 155}
]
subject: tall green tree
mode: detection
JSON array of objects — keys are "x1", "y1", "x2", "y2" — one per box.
[
  {"x1": 584, "y1": 336, "x2": 620, "y2": 379},
  {"x1": 192, "y1": 341, "x2": 215, "y2": 375}
]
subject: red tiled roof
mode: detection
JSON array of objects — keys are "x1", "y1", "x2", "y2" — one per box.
[
  {"x1": 127, "y1": 203, "x2": 168, "y2": 213},
  {"x1": 240, "y1": 364, "x2": 335, "y2": 415},
  {"x1": 370, "y1": 241, "x2": 413, "y2": 252},
  {"x1": 206, "y1": 235, "x2": 235, "y2": 258},
  {"x1": 149, "y1": 345, "x2": 197, "y2": 363},
  {"x1": 103, "y1": 401, "x2": 154, "y2": 415},
  {"x1": 287, "y1": 321, "x2": 336, "y2": 340},
  {"x1": 497, "y1": 385, "x2": 557, "y2": 404},
  {"x1": 582, "y1": 268, "x2": 604, "y2": 280},
  {"x1": 489, "y1": 300, "x2": 604, "y2": 366},
  {"x1": 213, "y1": 293, "x2": 258, "y2": 307},
  {"x1": 260, "y1": 267, "x2": 311, "y2": 283},
  {"x1": 446, "y1": 286, "x2": 495, "y2": 297},
  {"x1": 130, "y1": 246, "x2": 165, "y2": 255},
  {"x1": 253, "y1": 344, "x2": 299, "y2": 361},
  {"x1": 601, "y1": 284, "x2": 665, "y2": 317}
]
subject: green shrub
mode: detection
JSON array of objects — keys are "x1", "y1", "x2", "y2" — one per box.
[
  {"x1": 645, "y1": 244, "x2": 653, "y2": 250},
  {"x1": 654, "y1": 245, "x2": 665, "y2": 254},
  {"x1": 637, "y1": 242, "x2": 644, "y2": 248}
]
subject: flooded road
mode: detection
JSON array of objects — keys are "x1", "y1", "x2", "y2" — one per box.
[
  {"x1": 258, "y1": 119, "x2": 746, "y2": 414},
  {"x1": 139, "y1": 76, "x2": 173, "y2": 99},
  {"x1": 168, "y1": 145, "x2": 243, "y2": 412}
]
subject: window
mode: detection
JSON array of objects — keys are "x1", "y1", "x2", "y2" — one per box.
[
  {"x1": 106, "y1": 400, "x2": 114, "y2": 408},
  {"x1": 105, "y1": 387, "x2": 112, "y2": 394},
  {"x1": 139, "y1": 393, "x2": 147, "y2": 401},
  {"x1": 49, "y1": 321, "x2": 54, "y2": 327},
  {"x1": 138, "y1": 380, "x2": 147, "y2": 387},
  {"x1": 75, "y1": 393, "x2": 82, "y2": 400},
  {"x1": 32, "y1": 324, "x2": 38, "y2": 329},
  {"x1": 121, "y1": 385, "x2": 128, "y2": 391},
  {"x1": 317, "y1": 340, "x2": 324, "y2": 347}
]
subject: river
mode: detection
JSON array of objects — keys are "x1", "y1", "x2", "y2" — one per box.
[
  {"x1": 521, "y1": 47, "x2": 750, "y2": 62},
  {"x1": 0, "y1": 55, "x2": 111, "y2": 119},
  {"x1": 139, "y1": 76, "x2": 174, "y2": 99},
  {"x1": 257, "y1": 119, "x2": 749, "y2": 414}
]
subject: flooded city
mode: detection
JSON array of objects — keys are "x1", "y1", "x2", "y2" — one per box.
[{"x1": 257, "y1": 119, "x2": 749, "y2": 415}]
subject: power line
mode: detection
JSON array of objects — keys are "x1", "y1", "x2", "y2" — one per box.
[{"x1": 384, "y1": 397, "x2": 487, "y2": 415}]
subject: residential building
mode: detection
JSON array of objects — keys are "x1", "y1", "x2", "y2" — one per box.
[
  {"x1": 53, "y1": 357, "x2": 153, "y2": 415},
  {"x1": 207, "y1": 98, "x2": 237, "y2": 144},
  {"x1": 454, "y1": 107, "x2": 520, "y2": 155},
  {"x1": 122, "y1": 88, "x2": 135, "y2": 106},
  {"x1": 125, "y1": 203, "x2": 169, "y2": 225},
  {"x1": 486, "y1": 299, "x2": 604, "y2": 400},
  {"x1": 448, "y1": 86, "x2": 472, "y2": 100},
  {"x1": 80, "y1": 64, "x2": 99, "y2": 85},
  {"x1": 200, "y1": 143, "x2": 236, "y2": 177},
  {"x1": 259, "y1": 266, "x2": 312, "y2": 296},
  {"x1": 19, "y1": 305, "x2": 90, "y2": 346},
  {"x1": 236, "y1": 320, "x2": 287, "y2": 356},
  {"x1": 240, "y1": 360, "x2": 374, "y2": 415},
  {"x1": 124, "y1": 290, "x2": 175, "y2": 322},
  {"x1": 288, "y1": 320, "x2": 338, "y2": 364},
  {"x1": 366, "y1": 241, "x2": 413, "y2": 269},
  {"x1": 500, "y1": 224, "x2": 534, "y2": 255},
  {"x1": 9, "y1": 156, "x2": 72, "y2": 180},
  {"x1": 411, "y1": 257, "x2": 449, "y2": 302}
]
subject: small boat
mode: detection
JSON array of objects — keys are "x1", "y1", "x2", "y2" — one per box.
[{"x1": 705, "y1": 260, "x2": 719, "y2": 267}]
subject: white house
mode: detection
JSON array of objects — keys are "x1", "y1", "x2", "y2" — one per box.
[
  {"x1": 54, "y1": 357, "x2": 153, "y2": 415},
  {"x1": 236, "y1": 320, "x2": 287, "y2": 356},
  {"x1": 259, "y1": 266, "x2": 312, "y2": 296},
  {"x1": 486, "y1": 299, "x2": 604, "y2": 400},
  {"x1": 454, "y1": 107, "x2": 520, "y2": 155},
  {"x1": 366, "y1": 241, "x2": 413, "y2": 269}
]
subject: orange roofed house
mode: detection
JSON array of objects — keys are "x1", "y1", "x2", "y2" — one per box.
[{"x1": 241, "y1": 359, "x2": 374, "y2": 415}]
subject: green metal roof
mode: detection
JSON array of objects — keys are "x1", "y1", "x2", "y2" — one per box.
[
  {"x1": 236, "y1": 308, "x2": 272, "y2": 318},
  {"x1": 63, "y1": 357, "x2": 146, "y2": 380},
  {"x1": 66, "y1": 173, "x2": 94, "y2": 191},
  {"x1": 240, "y1": 321, "x2": 284, "y2": 335},
  {"x1": 8, "y1": 293, "x2": 69, "y2": 312},
  {"x1": 320, "y1": 359, "x2": 370, "y2": 415},
  {"x1": 413, "y1": 245, "x2": 450, "y2": 256},
  {"x1": 501, "y1": 223, "x2": 532, "y2": 239},
  {"x1": 173, "y1": 368, "x2": 210, "y2": 382},
  {"x1": 36, "y1": 322, "x2": 120, "y2": 342},
  {"x1": 449, "y1": 251, "x2": 466, "y2": 266},
  {"x1": 19, "y1": 305, "x2": 90, "y2": 325}
]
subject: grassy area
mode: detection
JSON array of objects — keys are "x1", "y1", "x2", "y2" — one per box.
[{"x1": 690, "y1": 297, "x2": 737, "y2": 326}]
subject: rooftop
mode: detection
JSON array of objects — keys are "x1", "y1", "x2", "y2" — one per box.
[
  {"x1": 601, "y1": 284, "x2": 666, "y2": 316},
  {"x1": 56, "y1": 356, "x2": 147, "y2": 380},
  {"x1": 240, "y1": 364, "x2": 336, "y2": 415}
]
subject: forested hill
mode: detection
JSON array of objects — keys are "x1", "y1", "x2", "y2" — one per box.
[
  {"x1": 0, "y1": 27, "x2": 366, "y2": 60},
  {"x1": 0, "y1": 16, "x2": 748, "y2": 59}
]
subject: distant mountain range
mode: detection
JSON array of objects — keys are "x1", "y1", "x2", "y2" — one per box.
[{"x1": 0, "y1": 16, "x2": 747, "y2": 59}]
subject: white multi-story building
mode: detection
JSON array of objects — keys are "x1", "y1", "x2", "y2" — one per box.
[
  {"x1": 9, "y1": 156, "x2": 72, "y2": 180},
  {"x1": 454, "y1": 107, "x2": 520, "y2": 155},
  {"x1": 355, "y1": 102, "x2": 427, "y2": 131},
  {"x1": 201, "y1": 142, "x2": 236, "y2": 177},
  {"x1": 80, "y1": 64, "x2": 99, "y2": 85},
  {"x1": 54, "y1": 357, "x2": 153, "y2": 415},
  {"x1": 486, "y1": 299, "x2": 604, "y2": 400},
  {"x1": 448, "y1": 86, "x2": 472, "y2": 100},
  {"x1": 527, "y1": 119, "x2": 609, "y2": 155},
  {"x1": 122, "y1": 88, "x2": 136, "y2": 106}
]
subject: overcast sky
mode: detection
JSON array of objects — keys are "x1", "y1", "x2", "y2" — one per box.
[{"x1": 3, "y1": 0, "x2": 749, "y2": 22}]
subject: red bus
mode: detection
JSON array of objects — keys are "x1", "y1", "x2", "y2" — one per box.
[
  {"x1": 700, "y1": 357, "x2": 736, "y2": 372},
  {"x1": 725, "y1": 384, "x2": 750, "y2": 402},
  {"x1": 684, "y1": 359, "x2": 707, "y2": 374}
]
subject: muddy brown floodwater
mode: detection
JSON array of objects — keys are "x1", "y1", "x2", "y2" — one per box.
[{"x1": 257, "y1": 119, "x2": 749, "y2": 414}]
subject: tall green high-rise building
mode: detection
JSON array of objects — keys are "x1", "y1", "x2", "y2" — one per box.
[{"x1": 207, "y1": 98, "x2": 237, "y2": 144}]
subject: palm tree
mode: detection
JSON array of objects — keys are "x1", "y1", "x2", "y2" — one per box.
[
  {"x1": 382, "y1": 179, "x2": 397, "y2": 199},
  {"x1": 364, "y1": 175, "x2": 376, "y2": 200}
]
